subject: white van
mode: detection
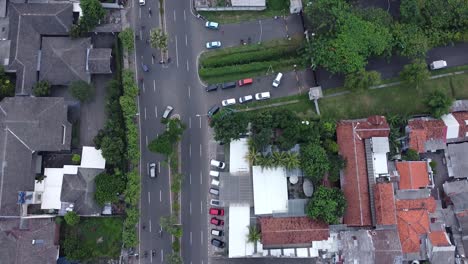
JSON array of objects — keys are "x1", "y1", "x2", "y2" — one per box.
[
  {"x1": 139, "y1": 0, "x2": 145, "y2": 5},
  {"x1": 429, "y1": 60, "x2": 447, "y2": 70},
  {"x1": 210, "y1": 159, "x2": 225, "y2": 169},
  {"x1": 272, "y1": 72, "x2": 283, "y2": 87},
  {"x1": 210, "y1": 170, "x2": 220, "y2": 177},
  {"x1": 211, "y1": 178, "x2": 220, "y2": 187}
]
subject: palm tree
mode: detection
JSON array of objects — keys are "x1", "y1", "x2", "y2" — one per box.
[
  {"x1": 284, "y1": 152, "x2": 300, "y2": 169},
  {"x1": 271, "y1": 151, "x2": 287, "y2": 167},
  {"x1": 247, "y1": 225, "x2": 261, "y2": 244},
  {"x1": 245, "y1": 146, "x2": 260, "y2": 166}
]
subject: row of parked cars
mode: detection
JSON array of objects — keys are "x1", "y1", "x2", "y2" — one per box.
[{"x1": 209, "y1": 159, "x2": 226, "y2": 249}]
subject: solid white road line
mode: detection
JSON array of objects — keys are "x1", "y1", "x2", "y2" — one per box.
[
  {"x1": 148, "y1": 191, "x2": 151, "y2": 204},
  {"x1": 145, "y1": 136, "x2": 148, "y2": 146},
  {"x1": 190, "y1": 173, "x2": 192, "y2": 185},
  {"x1": 144, "y1": 107, "x2": 147, "y2": 120},
  {"x1": 185, "y1": 34, "x2": 188, "y2": 46},
  {"x1": 200, "y1": 144, "x2": 202, "y2": 157},
  {"x1": 189, "y1": 117, "x2": 191, "y2": 129},
  {"x1": 158, "y1": 162, "x2": 161, "y2": 173},
  {"x1": 149, "y1": 219, "x2": 152, "y2": 232},
  {"x1": 190, "y1": 231, "x2": 192, "y2": 244},
  {"x1": 186, "y1": 60, "x2": 189, "y2": 72},
  {"x1": 155, "y1": 106, "x2": 158, "y2": 118},
  {"x1": 161, "y1": 250, "x2": 164, "y2": 262},
  {"x1": 190, "y1": 202, "x2": 192, "y2": 215},
  {"x1": 188, "y1": 86, "x2": 191, "y2": 98},
  {"x1": 175, "y1": 36, "x2": 179, "y2": 68},
  {"x1": 184, "y1": 10, "x2": 186, "y2": 21},
  {"x1": 199, "y1": 117, "x2": 202, "y2": 128},
  {"x1": 160, "y1": 190, "x2": 162, "y2": 202},
  {"x1": 153, "y1": 79, "x2": 156, "y2": 92},
  {"x1": 189, "y1": 144, "x2": 192, "y2": 157}
]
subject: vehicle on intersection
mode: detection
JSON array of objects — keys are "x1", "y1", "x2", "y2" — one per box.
[
  {"x1": 206, "y1": 41, "x2": 222, "y2": 49},
  {"x1": 205, "y1": 21, "x2": 220, "y2": 29}
]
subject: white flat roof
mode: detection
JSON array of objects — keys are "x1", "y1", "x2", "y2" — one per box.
[
  {"x1": 41, "y1": 168, "x2": 65, "y2": 210},
  {"x1": 370, "y1": 137, "x2": 389, "y2": 177},
  {"x1": 231, "y1": 0, "x2": 265, "y2": 6},
  {"x1": 81, "y1": 146, "x2": 106, "y2": 169},
  {"x1": 442, "y1": 114, "x2": 460, "y2": 139},
  {"x1": 252, "y1": 166, "x2": 288, "y2": 215},
  {"x1": 296, "y1": 248, "x2": 309, "y2": 257},
  {"x1": 228, "y1": 205, "x2": 254, "y2": 258},
  {"x1": 229, "y1": 138, "x2": 250, "y2": 174}
]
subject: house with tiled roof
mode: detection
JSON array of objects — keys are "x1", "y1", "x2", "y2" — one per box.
[
  {"x1": 374, "y1": 182, "x2": 397, "y2": 226},
  {"x1": 427, "y1": 231, "x2": 455, "y2": 263},
  {"x1": 336, "y1": 116, "x2": 390, "y2": 227},
  {"x1": 395, "y1": 161, "x2": 433, "y2": 190}
]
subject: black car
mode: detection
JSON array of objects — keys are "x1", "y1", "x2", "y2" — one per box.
[
  {"x1": 221, "y1": 82, "x2": 236, "y2": 89},
  {"x1": 207, "y1": 105, "x2": 220, "y2": 117},
  {"x1": 211, "y1": 238, "x2": 225, "y2": 248},
  {"x1": 206, "y1": 84, "x2": 219, "y2": 92}
]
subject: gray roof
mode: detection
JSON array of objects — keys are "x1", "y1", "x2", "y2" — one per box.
[
  {"x1": 395, "y1": 188, "x2": 431, "y2": 200},
  {"x1": 443, "y1": 180, "x2": 468, "y2": 213},
  {"x1": 0, "y1": 97, "x2": 71, "y2": 216},
  {"x1": 429, "y1": 246, "x2": 455, "y2": 264},
  {"x1": 372, "y1": 229, "x2": 403, "y2": 264},
  {"x1": 39, "y1": 37, "x2": 91, "y2": 86},
  {"x1": 0, "y1": 218, "x2": 58, "y2": 264},
  {"x1": 87, "y1": 48, "x2": 112, "y2": 74},
  {"x1": 0, "y1": 0, "x2": 6, "y2": 18},
  {"x1": 425, "y1": 139, "x2": 447, "y2": 153},
  {"x1": 340, "y1": 230, "x2": 375, "y2": 264},
  {"x1": 448, "y1": 143, "x2": 468, "y2": 178},
  {"x1": 451, "y1": 100, "x2": 468, "y2": 112},
  {"x1": 219, "y1": 173, "x2": 253, "y2": 206},
  {"x1": 61, "y1": 167, "x2": 103, "y2": 215},
  {"x1": 272, "y1": 199, "x2": 306, "y2": 218},
  {"x1": 7, "y1": 3, "x2": 73, "y2": 94}
]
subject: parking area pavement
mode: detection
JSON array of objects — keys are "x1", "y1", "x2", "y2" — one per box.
[{"x1": 203, "y1": 14, "x2": 304, "y2": 48}]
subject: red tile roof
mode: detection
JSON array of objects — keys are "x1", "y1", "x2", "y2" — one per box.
[
  {"x1": 452, "y1": 112, "x2": 468, "y2": 138},
  {"x1": 429, "y1": 231, "x2": 451, "y2": 247},
  {"x1": 396, "y1": 161, "x2": 430, "y2": 190},
  {"x1": 374, "y1": 183, "x2": 397, "y2": 225},
  {"x1": 396, "y1": 197, "x2": 437, "y2": 253},
  {"x1": 337, "y1": 116, "x2": 390, "y2": 226},
  {"x1": 407, "y1": 119, "x2": 447, "y2": 153},
  {"x1": 259, "y1": 217, "x2": 329, "y2": 246}
]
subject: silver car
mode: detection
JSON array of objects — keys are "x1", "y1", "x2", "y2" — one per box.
[
  {"x1": 162, "y1": 105, "x2": 173, "y2": 119},
  {"x1": 149, "y1": 163, "x2": 156, "y2": 178},
  {"x1": 206, "y1": 41, "x2": 221, "y2": 49}
]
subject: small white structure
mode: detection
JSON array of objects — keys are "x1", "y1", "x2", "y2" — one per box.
[
  {"x1": 228, "y1": 205, "x2": 254, "y2": 258},
  {"x1": 442, "y1": 114, "x2": 460, "y2": 139},
  {"x1": 231, "y1": 0, "x2": 265, "y2": 7},
  {"x1": 229, "y1": 138, "x2": 250, "y2": 174},
  {"x1": 369, "y1": 137, "x2": 390, "y2": 178},
  {"x1": 252, "y1": 166, "x2": 288, "y2": 215},
  {"x1": 290, "y1": 0, "x2": 302, "y2": 13}
]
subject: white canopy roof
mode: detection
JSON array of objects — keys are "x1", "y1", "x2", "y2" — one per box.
[
  {"x1": 228, "y1": 205, "x2": 254, "y2": 258},
  {"x1": 81, "y1": 146, "x2": 106, "y2": 169},
  {"x1": 252, "y1": 166, "x2": 288, "y2": 215},
  {"x1": 229, "y1": 138, "x2": 250, "y2": 174}
]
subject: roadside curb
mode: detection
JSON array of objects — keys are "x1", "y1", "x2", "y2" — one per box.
[{"x1": 238, "y1": 99, "x2": 300, "y2": 112}]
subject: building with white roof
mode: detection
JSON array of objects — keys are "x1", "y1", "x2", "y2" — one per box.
[
  {"x1": 228, "y1": 205, "x2": 255, "y2": 258},
  {"x1": 252, "y1": 166, "x2": 288, "y2": 215},
  {"x1": 369, "y1": 137, "x2": 390, "y2": 178},
  {"x1": 229, "y1": 138, "x2": 250, "y2": 175}
]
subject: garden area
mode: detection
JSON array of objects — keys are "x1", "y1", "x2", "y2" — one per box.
[
  {"x1": 199, "y1": 0, "x2": 289, "y2": 24},
  {"x1": 199, "y1": 36, "x2": 303, "y2": 84}
]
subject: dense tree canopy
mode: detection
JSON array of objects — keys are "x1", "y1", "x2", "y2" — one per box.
[
  {"x1": 425, "y1": 90, "x2": 454, "y2": 118},
  {"x1": 306, "y1": 186, "x2": 346, "y2": 224},
  {"x1": 400, "y1": 59, "x2": 430, "y2": 90},
  {"x1": 344, "y1": 69, "x2": 381, "y2": 92},
  {"x1": 300, "y1": 144, "x2": 330, "y2": 184},
  {"x1": 210, "y1": 110, "x2": 249, "y2": 144},
  {"x1": 94, "y1": 171, "x2": 126, "y2": 206},
  {"x1": 80, "y1": 0, "x2": 105, "y2": 31}
]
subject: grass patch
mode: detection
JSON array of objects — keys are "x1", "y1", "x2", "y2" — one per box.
[
  {"x1": 60, "y1": 217, "x2": 124, "y2": 260},
  {"x1": 199, "y1": 36, "x2": 304, "y2": 84},
  {"x1": 199, "y1": 0, "x2": 289, "y2": 24}
]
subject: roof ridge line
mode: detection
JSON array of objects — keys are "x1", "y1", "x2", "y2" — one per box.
[{"x1": 6, "y1": 127, "x2": 33, "y2": 152}]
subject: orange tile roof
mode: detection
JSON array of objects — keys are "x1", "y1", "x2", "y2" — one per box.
[
  {"x1": 396, "y1": 161, "x2": 430, "y2": 190},
  {"x1": 374, "y1": 183, "x2": 397, "y2": 225},
  {"x1": 259, "y1": 217, "x2": 329, "y2": 246},
  {"x1": 407, "y1": 119, "x2": 447, "y2": 153},
  {"x1": 396, "y1": 197, "x2": 437, "y2": 253},
  {"x1": 429, "y1": 231, "x2": 451, "y2": 247},
  {"x1": 337, "y1": 116, "x2": 390, "y2": 226},
  {"x1": 452, "y1": 112, "x2": 468, "y2": 138}
]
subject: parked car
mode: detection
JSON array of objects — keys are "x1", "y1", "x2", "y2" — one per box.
[
  {"x1": 209, "y1": 208, "x2": 225, "y2": 216},
  {"x1": 210, "y1": 170, "x2": 220, "y2": 177},
  {"x1": 209, "y1": 187, "x2": 219, "y2": 196},
  {"x1": 221, "y1": 98, "x2": 236, "y2": 107},
  {"x1": 239, "y1": 95, "x2": 253, "y2": 104},
  {"x1": 210, "y1": 199, "x2": 220, "y2": 206},
  {"x1": 221, "y1": 82, "x2": 236, "y2": 89},
  {"x1": 149, "y1": 163, "x2": 156, "y2": 178},
  {"x1": 206, "y1": 84, "x2": 219, "y2": 92},
  {"x1": 429, "y1": 60, "x2": 447, "y2": 70},
  {"x1": 238, "y1": 78, "x2": 253, "y2": 86},
  {"x1": 211, "y1": 229, "x2": 224, "y2": 237},
  {"x1": 141, "y1": 62, "x2": 149, "y2": 72},
  {"x1": 210, "y1": 159, "x2": 226, "y2": 169},
  {"x1": 210, "y1": 217, "x2": 224, "y2": 226},
  {"x1": 206, "y1": 41, "x2": 221, "y2": 49},
  {"x1": 211, "y1": 178, "x2": 220, "y2": 187},
  {"x1": 255, "y1": 92, "x2": 271, "y2": 101},
  {"x1": 205, "y1": 21, "x2": 219, "y2": 29},
  {"x1": 139, "y1": 0, "x2": 145, "y2": 5},
  {"x1": 272, "y1": 72, "x2": 283, "y2": 87},
  {"x1": 162, "y1": 105, "x2": 174, "y2": 119},
  {"x1": 211, "y1": 238, "x2": 225, "y2": 248},
  {"x1": 207, "y1": 105, "x2": 220, "y2": 117}
]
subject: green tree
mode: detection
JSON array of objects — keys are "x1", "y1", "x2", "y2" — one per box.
[
  {"x1": 392, "y1": 23, "x2": 429, "y2": 58},
  {"x1": 306, "y1": 186, "x2": 346, "y2": 224},
  {"x1": 94, "y1": 171, "x2": 125, "y2": 205},
  {"x1": 247, "y1": 225, "x2": 261, "y2": 243},
  {"x1": 344, "y1": 69, "x2": 381, "y2": 92},
  {"x1": 328, "y1": 153, "x2": 346, "y2": 182},
  {"x1": 0, "y1": 66, "x2": 14, "y2": 100},
  {"x1": 79, "y1": 0, "x2": 106, "y2": 31},
  {"x1": 119, "y1": 28, "x2": 135, "y2": 52},
  {"x1": 150, "y1": 28, "x2": 168, "y2": 51},
  {"x1": 210, "y1": 110, "x2": 249, "y2": 144},
  {"x1": 64, "y1": 211, "x2": 80, "y2": 226},
  {"x1": 33, "y1": 80, "x2": 51, "y2": 97},
  {"x1": 71, "y1": 154, "x2": 81, "y2": 164},
  {"x1": 424, "y1": 90, "x2": 453, "y2": 118},
  {"x1": 124, "y1": 170, "x2": 141, "y2": 207},
  {"x1": 148, "y1": 133, "x2": 173, "y2": 156},
  {"x1": 166, "y1": 252, "x2": 183, "y2": 264},
  {"x1": 400, "y1": 59, "x2": 430, "y2": 91},
  {"x1": 160, "y1": 215, "x2": 182, "y2": 237},
  {"x1": 304, "y1": 0, "x2": 350, "y2": 35},
  {"x1": 300, "y1": 144, "x2": 330, "y2": 184},
  {"x1": 399, "y1": 0, "x2": 424, "y2": 25},
  {"x1": 283, "y1": 152, "x2": 300, "y2": 169},
  {"x1": 402, "y1": 148, "x2": 420, "y2": 161},
  {"x1": 70, "y1": 80, "x2": 95, "y2": 102}
]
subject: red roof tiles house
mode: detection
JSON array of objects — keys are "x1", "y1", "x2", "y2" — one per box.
[
  {"x1": 259, "y1": 216, "x2": 329, "y2": 246},
  {"x1": 429, "y1": 231, "x2": 451, "y2": 247},
  {"x1": 374, "y1": 183, "x2": 397, "y2": 225},
  {"x1": 452, "y1": 112, "x2": 468, "y2": 138},
  {"x1": 396, "y1": 161, "x2": 430, "y2": 190},
  {"x1": 407, "y1": 119, "x2": 447, "y2": 153},
  {"x1": 337, "y1": 116, "x2": 390, "y2": 226},
  {"x1": 395, "y1": 197, "x2": 437, "y2": 213}
]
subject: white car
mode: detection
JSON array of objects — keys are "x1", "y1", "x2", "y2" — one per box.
[
  {"x1": 210, "y1": 170, "x2": 220, "y2": 177},
  {"x1": 255, "y1": 92, "x2": 271, "y2": 101},
  {"x1": 429, "y1": 60, "x2": 447, "y2": 70},
  {"x1": 205, "y1": 21, "x2": 219, "y2": 29},
  {"x1": 206, "y1": 41, "x2": 221, "y2": 49},
  {"x1": 139, "y1": 0, "x2": 145, "y2": 5},
  {"x1": 211, "y1": 178, "x2": 220, "y2": 187},
  {"x1": 162, "y1": 105, "x2": 174, "y2": 119},
  {"x1": 239, "y1": 95, "x2": 253, "y2": 104},
  {"x1": 210, "y1": 159, "x2": 226, "y2": 169},
  {"x1": 221, "y1": 98, "x2": 236, "y2": 106},
  {"x1": 272, "y1": 72, "x2": 283, "y2": 87}
]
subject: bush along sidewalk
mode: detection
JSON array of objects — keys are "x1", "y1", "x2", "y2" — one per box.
[{"x1": 148, "y1": 117, "x2": 185, "y2": 263}]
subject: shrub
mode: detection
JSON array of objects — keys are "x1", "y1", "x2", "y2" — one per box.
[
  {"x1": 119, "y1": 28, "x2": 135, "y2": 52},
  {"x1": 306, "y1": 186, "x2": 346, "y2": 224},
  {"x1": 94, "y1": 171, "x2": 126, "y2": 206},
  {"x1": 424, "y1": 90, "x2": 453, "y2": 118},
  {"x1": 72, "y1": 154, "x2": 81, "y2": 164},
  {"x1": 199, "y1": 59, "x2": 297, "y2": 79},
  {"x1": 33, "y1": 80, "x2": 51, "y2": 97},
  {"x1": 402, "y1": 148, "x2": 420, "y2": 161},
  {"x1": 172, "y1": 238, "x2": 180, "y2": 252},
  {"x1": 64, "y1": 211, "x2": 80, "y2": 226},
  {"x1": 70, "y1": 80, "x2": 95, "y2": 102}
]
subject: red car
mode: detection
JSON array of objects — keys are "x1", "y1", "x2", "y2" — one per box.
[
  {"x1": 209, "y1": 208, "x2": 225, "y2": 216},
  {"x1": 210, "y1": 217, "x2": 225, "y2": 226},
  {"x1": 238, "y1": 78, "x2": 253, "y2": 86}
]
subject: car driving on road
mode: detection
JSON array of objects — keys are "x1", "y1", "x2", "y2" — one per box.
[
  {"x1": 162, "y1": 105, "x2": 174, "y2": 119},
  {"x1": 221, "y1": 98, "x2": 236, "y2": 106},
  {"x1": 206, "y1": 41, "x2": 221, "y2": 49},
  {"x1": 205, "y1": 21, "x2": 219, "y2": 29},
  {"x1": 255, "y1": 92, "x2": 271, "y2": 101},
  {"x1": 149, "y1": 163, "x2": 156, "y2": 178},
  {"x1": 210, "y1": 217, "x2": 224, "y2": 226},
  {"x1": 209, "y1": 208, "x2": 224, "y2": 216}
]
